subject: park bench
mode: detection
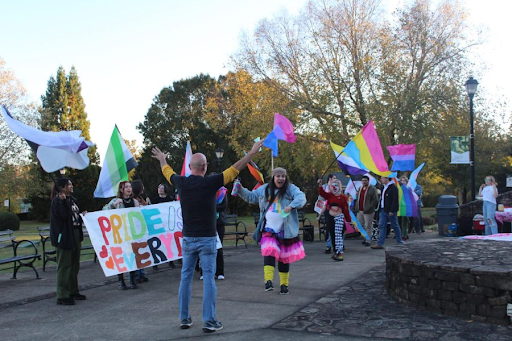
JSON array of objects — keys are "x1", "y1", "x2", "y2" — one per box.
[
  {"x1": 0, "y1": 229, "x2": 41, "y2": 279},
  {"x1": 298, "y1": 210, "x2": 314, "y2": 242},
  {"x1": 224, "y1": 214, "x2": 247, "y2": 248},
  {"x1": 318, "y1": 214, "x2": 328, "y2": 241},
  {"x1": 37, "y1": 226, "x2": 97, "y2": 271}
]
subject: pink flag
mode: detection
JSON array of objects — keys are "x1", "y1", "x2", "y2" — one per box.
[{"x1": 274, "y1": 113, "x2": 296, "y2": 143}]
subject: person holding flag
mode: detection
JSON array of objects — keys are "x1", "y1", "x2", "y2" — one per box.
[
  {"x1": 152, "y1": 139, "x2": 264, "y2": 333},
  {"x1": 239, "y1": 167, "x2": 307, "y2": 294}
]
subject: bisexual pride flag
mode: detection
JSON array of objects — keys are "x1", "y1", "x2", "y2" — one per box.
[
  {"x1": 387, "y1": 144, "x2": 416, "y2": 171},
  {"x1": 263, "y1": 113, "x2": 296, "y2": 157}
]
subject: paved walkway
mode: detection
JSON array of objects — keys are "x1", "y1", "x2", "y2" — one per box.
[{"x1": 1, "y1": 231, "x2": 511, "y2": 340}]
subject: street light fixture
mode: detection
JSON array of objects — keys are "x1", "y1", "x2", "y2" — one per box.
[
  {"x1": 59, "y1": 168, "x2": 66, "y2": 177},
  {"x1": 215, "y1": 148, "x2": 224, "y2": 172},
  {"x1": 465, "y1": 77, "x2": 478, "y2": 201}
]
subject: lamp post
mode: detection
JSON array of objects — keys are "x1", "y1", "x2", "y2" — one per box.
[
  {"x1": 215, "y1": 148, "x2": 224, "y2": 173},
  {"x1": 59, "y1": 168, "x2": 66, "y2": 177},
  {"x1": 465, "y1": 77, "x2": 478, "y2": 201}
]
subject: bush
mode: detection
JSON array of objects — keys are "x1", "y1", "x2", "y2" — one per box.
[
  {"x1": 423, "y1": 215, "x2": 437, "y2": 226},
  {"x1": 0, "y1": 212, "x2": 21, "y2": 231}
]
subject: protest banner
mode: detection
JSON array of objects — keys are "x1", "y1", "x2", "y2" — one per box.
[{"x1": 82, "y1": 201, "x2": 220, "y2": 276}]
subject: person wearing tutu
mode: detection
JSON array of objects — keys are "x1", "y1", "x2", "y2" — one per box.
[{"x1": 238, "y1": 167, "x2": 306, "y2": 295}]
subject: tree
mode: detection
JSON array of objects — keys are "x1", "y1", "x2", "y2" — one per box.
[
  {"x1": 137, "y1": 74, "x2": 234, "y2": 200},
  {"x1": 0, "y1": 57, "x2": 38, "y2": 165},
  {"x1": 0, "y1": 57, "x2": 39, "y2": 213},
  {"x1": 233, "y1": 0, "x2": 512, "y2": 204},
  {"x1": 29, "y1": 66, "x2": 101, "y2": 219}
]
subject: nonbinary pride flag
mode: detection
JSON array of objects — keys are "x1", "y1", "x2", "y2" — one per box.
[
  {"x1": 387, "y1": 144, "x2": 416, "y2": 171},
  {"x1": 93, "y1": 126, "x2": 137, "y2": 198}
]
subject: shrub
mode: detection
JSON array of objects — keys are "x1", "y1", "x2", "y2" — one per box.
[
  {"x1": 423, "y1": 215, "x2": 437, "y2": 226},
  {"x1": 0, "y1": 212, "x2": 21, "y2": 231}
]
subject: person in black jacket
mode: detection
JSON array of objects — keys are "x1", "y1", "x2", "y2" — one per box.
[
  {"x1": 50, "y1": 178, "x2": 86, "y2": 305},
  {"x1": 371, "y1": 176, "x2": 404, "y2": 249}
]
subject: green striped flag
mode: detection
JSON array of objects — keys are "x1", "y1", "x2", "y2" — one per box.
[{"x1": 94, "y1": 126, "x2": 138, "y2": 198}]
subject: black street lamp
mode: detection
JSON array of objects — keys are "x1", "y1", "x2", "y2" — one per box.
[
  {"x1": 215, "y1": 148, "x2": 224, "y2": 173},
  {"x1": 465, "y1": 76, "x2": 479, "y2": 201}
]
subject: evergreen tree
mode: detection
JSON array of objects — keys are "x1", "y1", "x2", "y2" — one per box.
[{"x1": 29, "y1": 66, "x2": 102, "y2": 219}]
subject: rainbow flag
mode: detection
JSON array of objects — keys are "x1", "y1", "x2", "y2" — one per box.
[
  {"x1": 387, "y1": 144, "x2": 416, "y2": 171},
  {"x1": 397, "y1": 183, "x2": 419, "y2": 217},
  {"x1": 342, "y1": 121, "x2": 391, "y2": 177}
]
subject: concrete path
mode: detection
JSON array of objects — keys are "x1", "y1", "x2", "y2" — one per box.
[{"x1": 1, "y1": 231, "x2": 510, "y2": 340}]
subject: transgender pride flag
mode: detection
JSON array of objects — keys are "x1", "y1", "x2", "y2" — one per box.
[{"x1": 387, "y1": 144, "x2": 416, "y2": 171}]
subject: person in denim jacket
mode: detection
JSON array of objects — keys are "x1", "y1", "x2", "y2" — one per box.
[{"x1": 238, "y1": 167, "x2": 306, "y2": 295}]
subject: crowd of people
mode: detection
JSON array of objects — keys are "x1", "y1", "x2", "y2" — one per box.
[{"x1": 49, "y1": 139, "x2": 500, "y2": 333}]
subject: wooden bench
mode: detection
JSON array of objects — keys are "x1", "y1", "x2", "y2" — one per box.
[
  {"x1": 224, "y1": 215, "x2": 247, "y2": 248},
  {"x1": 0, "y1": 229, "x2": 41, "y2": 279},
  {"x1": 298, "y1": 210, "x2": 314, "y2": 242},
  {"x1": 37, "y1": 226, "x2": 97, "y2": 271}
]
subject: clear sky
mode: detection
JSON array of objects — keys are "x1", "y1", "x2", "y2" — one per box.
[{"x1": 0, "y1": 0, "x2": 510, "y2": 161}]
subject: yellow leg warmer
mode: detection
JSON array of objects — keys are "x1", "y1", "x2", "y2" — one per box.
[
  {"x1": 279, "y1": 272, "x2": 290, "y2": 286},
  {"x1": 264, "y1": 265, "x2": 275, "y2": 282}
]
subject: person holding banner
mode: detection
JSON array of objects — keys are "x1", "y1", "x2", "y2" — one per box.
[
  {"x1": 152, "y1": 139, "x2": 264, "y2": 333},
  {"x1": 479, "y1": 176, "x2": 499, "y2": 235},
  {"x1": 151, "y1": 183, "x2": 175, "y2": 203},
  {"x1": 50, "y1": 178, "x2": 86, "y2": 305},
  {"x1": 239, "y1": 167, "x2": 306, "y2": 294},
  {"x1": 132, "y1": 180, "x2": 151, "y2": 283},
  {"x1": 318, "y1": 178, "x2": 352, "y2": 261},
  {"x1": 104, "y1": 181, "x2": 140, "y2": 290}
]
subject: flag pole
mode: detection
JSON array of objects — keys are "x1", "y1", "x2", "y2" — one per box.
[{"x1": 271, "y1": 150, "x2": 274, "y2": 171}]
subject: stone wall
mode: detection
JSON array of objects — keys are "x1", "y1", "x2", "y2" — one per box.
[{"x1": 386, "y1": 239, "x2": 512, "y2": 325}]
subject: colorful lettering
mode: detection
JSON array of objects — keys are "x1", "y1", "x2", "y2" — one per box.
[
  {"x1": 147, "y1": 237, "x2": 168, "y2": 264},
  {"x1": 132, "y1": 242, "x2": 151, "y2": 268},
  {"x1": 128, "y1": 211, "x2": 147, "y2": 239},
  {"x1": 142, "y1": 208, "x2": 165, "y2": 236},
  {"x1": 98, "y1": 216, "x2": 111, "y2": 245}
]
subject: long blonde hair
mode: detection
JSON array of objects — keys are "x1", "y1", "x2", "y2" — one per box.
[{"x1": 486, "y1": 176, "x2": 498, "y2": 186}]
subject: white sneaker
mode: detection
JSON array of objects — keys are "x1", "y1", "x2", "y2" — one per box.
[
  {"x1": 217, "y1": 275, "x2": 225, "y2": 280},
  {"x1": 200, "y1": 275, "x2": 203, "y2": 280}
]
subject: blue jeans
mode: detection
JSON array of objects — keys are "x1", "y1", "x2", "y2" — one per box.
[
  {"x1": 377, "y1": 210, "x2": 403, "y2": 246},
  {"x1": 483, "y1": 201, "x2": 498, "y2": 235},
  {"x1": 179, "y1": 237, "x2": 217, "y2": 322}
]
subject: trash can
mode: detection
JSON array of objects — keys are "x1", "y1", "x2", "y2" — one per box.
[
  {"x1": 473, "y1": 214, "x2": 485, "y2": 234},
  {"x1": 435, "y1": 195, "x2": 459, "y2": 236}
]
